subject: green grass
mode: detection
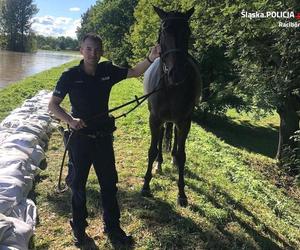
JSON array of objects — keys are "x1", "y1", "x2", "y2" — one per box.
[
  {"x1": 193, "y1": 110, "x2": 279, "y2": 158},
  {"x1": 0, "y1": 63, "x2": 299, "y2": 249}
]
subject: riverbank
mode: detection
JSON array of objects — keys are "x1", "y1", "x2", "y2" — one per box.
[{"x1": 0, "y1": 59, "x2": 79, "y2": 121}]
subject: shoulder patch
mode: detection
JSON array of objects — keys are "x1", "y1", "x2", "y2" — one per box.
[{"x1": 101, "y1": 76, "x2": 110, "y2": 81}]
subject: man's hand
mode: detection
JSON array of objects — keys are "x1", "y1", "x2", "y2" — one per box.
[
  {"x1": 126, "y1": 44, "x2": 161, "y2": 78},
  {"x1": 69, "y1": 118, "x2": 87, "y2": 130},
  {"x1": 148, "y1": 44, "x2": 161, "y2": 62}
]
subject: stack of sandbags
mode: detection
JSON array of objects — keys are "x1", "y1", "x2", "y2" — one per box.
[{"x1": 0, "y1": 90, "x2": 54, "y2": 250}]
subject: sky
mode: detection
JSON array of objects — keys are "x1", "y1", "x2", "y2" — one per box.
[{"x1": 31, "y1": 0, "x2": 97, "y2": 39}]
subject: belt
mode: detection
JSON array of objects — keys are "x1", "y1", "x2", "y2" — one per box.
[{"x1": 76, "y1": 130, "x2": 113, "y2": 139}]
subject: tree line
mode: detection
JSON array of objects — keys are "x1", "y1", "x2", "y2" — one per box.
[
  {"x1": 77, "y1": 0, "x2": 300, "y2": 174},
  {"x1": 35, "y1": 35, "x2": 79, "y2": 51},
  {"x1": 0, "y1": 0, "x2": 78, "y2": 52}
]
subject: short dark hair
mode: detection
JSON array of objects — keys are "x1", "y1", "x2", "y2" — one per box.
[{"x1": 81, "y1": 33, "x2": 103, "y2": 49}]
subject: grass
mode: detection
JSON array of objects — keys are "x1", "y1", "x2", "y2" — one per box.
[{"x1": 0, "y1": 62, "x2": 299, "y2": 249}]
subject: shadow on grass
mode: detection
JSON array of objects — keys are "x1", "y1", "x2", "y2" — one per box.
[
  {"x1": 38, "y1": 166, "x2": 296, "y2": 249},
  {"x1": 118, "y1": 189, "x2": 218, "y2": 249},
  {"x1": 41, "y1": 181, "x2": 295, "y2": 249},
  {"x1": 192, "y1": 113, "x2": 278, "y2": 158},
  {"x1": 119, "y1": 185, "x2": 293, "y2": 249},
  {"x1": 45, "y1": 183, "x2": 226, "y2": 249},
  {"x1": 183, "y1": 169, "x2": 294, "y2": 250},
  {"x1": 44, "y1": 186, "x2": 102, "y2": 218}
]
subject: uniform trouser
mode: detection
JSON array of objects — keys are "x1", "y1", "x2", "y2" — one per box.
[{"x1": 68, "y1": 132, "x2": 120, "y2": 231}]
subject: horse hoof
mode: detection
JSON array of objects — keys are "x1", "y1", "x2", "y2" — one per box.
[
  {"x1": 141, "y1": 188, "x2": 153, "y2": 197},
  {"x1": 177, "y1": 197, "x2": 188, "y2": 207}
]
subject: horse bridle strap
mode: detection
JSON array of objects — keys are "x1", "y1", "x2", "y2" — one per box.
[{"x1": 160, "y1": 49, "x2": 184, "y2": 59}]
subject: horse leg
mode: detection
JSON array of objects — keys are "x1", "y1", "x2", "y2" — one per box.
[
  {"x1": 154, "y1": 126, "x2": 164, "y2": 174},
  {"x1": 171, "y1": 126, "x2": 178, "y2": 166},
  {"x1": 174, "y1": 119, "x2": 191, "y2": 207},
  {"x1": 164, "y1": 122, "x2": 173, "y2": 152},
  {"x1": 141, "y1": 115, "x2": 161, "y2": 197}
]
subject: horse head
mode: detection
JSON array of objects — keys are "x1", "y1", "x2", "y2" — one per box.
[{"x1": 154, "y1": 6, "x2": 194, "y2": 86}]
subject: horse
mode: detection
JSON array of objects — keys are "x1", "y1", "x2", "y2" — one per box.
[{"x1": 141, "y1": 6, "x2": 202, "y2": 207}]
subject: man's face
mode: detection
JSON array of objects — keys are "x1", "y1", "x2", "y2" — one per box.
[{"x1": 80, "y1": 37, "x2": 103, "y2": 66}]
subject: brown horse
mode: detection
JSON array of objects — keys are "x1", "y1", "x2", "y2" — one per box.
[{"x1": 141, "y1": 6, "x2": 202, "y2": 207}]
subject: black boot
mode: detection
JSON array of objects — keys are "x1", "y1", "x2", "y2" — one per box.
[
  {"x1": 104, "y1": 226, "x2": 134, "y2": 246},
  {"x1": 70, "y1": 220, "x2": 88, "y2": 247}
]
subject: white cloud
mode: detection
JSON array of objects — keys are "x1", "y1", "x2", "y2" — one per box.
[
  {"x1": 32, "y1": 16, "x2": 81, "y2": 38},
  {"x1": 65, "y1": 19, "x2": 81, "y2": 38},
  {"x1": 69, "y1": 7, "x2": 80, "y2": 12}
]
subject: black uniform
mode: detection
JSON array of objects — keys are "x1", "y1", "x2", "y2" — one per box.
[{"x1": 53, "y1": 60, "x2": 128, "y2": 232}]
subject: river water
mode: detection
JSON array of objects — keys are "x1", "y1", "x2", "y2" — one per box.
[{"x1": 0, "y1": 50, "x2": 80, "y2": 89}]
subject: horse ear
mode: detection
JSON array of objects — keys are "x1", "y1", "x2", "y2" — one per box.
[
  {"x1": 185, "y1": 7, "x2": 195, "y2": 19},
  {"x1": 153, "y1": 6, "x2": 167, "y2": 19}
]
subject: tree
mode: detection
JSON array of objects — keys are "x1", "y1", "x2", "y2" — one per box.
[
  {"x1": 77, "y1": 0, "x2": 138, "y2": 66},
  {"x1": 0, "y1": 0, "x2": 38, "y2": 51},
  {"x1": 223, "y1": 1, "x2": 299, "y2": 172}
]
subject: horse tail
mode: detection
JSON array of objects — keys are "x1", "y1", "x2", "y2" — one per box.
[{"x1": 164, "y1": 122, "x2": 173, "y2": 152}]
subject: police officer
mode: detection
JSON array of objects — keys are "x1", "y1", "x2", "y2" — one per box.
[{"x1": 48, "y1": 33, "x2": 160, "y2": 247}]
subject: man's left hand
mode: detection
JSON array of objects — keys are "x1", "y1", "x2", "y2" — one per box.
[{"x1": 148, "y1": 44, "x2": 161, "y2": 62}]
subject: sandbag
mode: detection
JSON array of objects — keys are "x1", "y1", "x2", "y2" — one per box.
[
  {"x1": 0, "y1": 214, "x2": 33, "y2": 250},
  {"x1": 0, "y1": 90, "x2": 54, "y2": 249}
]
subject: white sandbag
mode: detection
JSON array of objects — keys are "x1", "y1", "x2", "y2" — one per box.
[
  {"x1": 0, "y1": 197, "x2": 16, "y2": 216},
  {"x1": 9, "y1": 199, "x2": 37, "y2": 229},
  {"x1": 16, "y1": 125, "x2": 49, "y2": 143},
  {"x1": 0, "y1": 214, "x2": 13, "y2": 243},
  {"x1": 0, "y1": 246, "x2": 19, "y2": 250},
  {"x1": 0, "y1": 90, "x2": 54, "y2": 249},
  {"x1": 0, "y1": 114, "x2": 28, "y2": 129},
  {"x1": 0, "y1": 178, "x2": 32, "y2": 217},
  {"x1": 1, "y1": 143, "x2": 45, "y2": 168},
  {"x1": 30, "y1": 114, "x2": 52, "y2": 124},
  {"x1": 0, "y1": 214, "x2": 33, "y2": 250},
  {"x1": 0, "y1": 161, "x2": 33, "y2": 181},
  {"x1": 0, "y1": 175, "x2": 33, "y2": 199},
  {"x1": 2, "y1": 133, "x2": 40, "y2": 149},
  {"x1": 0, "y1": 130, "x2": 13, "y2": 145},
  {"x1": 30, "y1": 145, "x2": 45, "y2": 167},
  {"x1": 0, "y1": 176, "x2": 28, "y2": 205},
  {"x1": 22, "y1": 120, "x2": 51, "y2": 136},
  {"x1": 25, "y1": 164, "x2": 40, "y2": 176},
  {"x1": 0, "y1": 143, "x2": 34, "y2": 158},
  {"x1": 0, "y1": 148, "x2": 29, "y2": 167},
  {"x1": 11, "y1": 106, "x2": 36, "y2": 114}
]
